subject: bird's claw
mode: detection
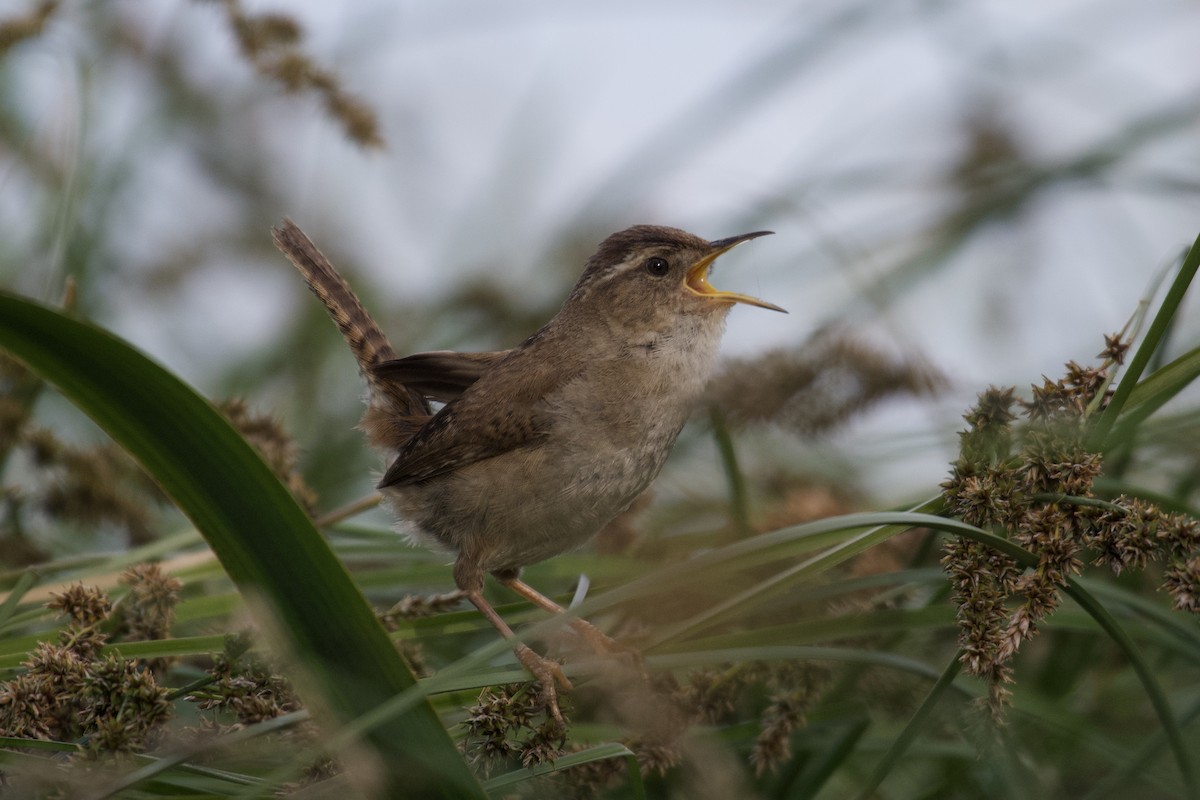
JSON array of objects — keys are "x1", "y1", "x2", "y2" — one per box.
[{"x1": 515, "y1": 644, "x2": 571, "y2": 725}]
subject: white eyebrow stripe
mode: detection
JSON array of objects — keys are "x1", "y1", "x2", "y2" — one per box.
[{"x1": 589, "y1": 255, "x2": 646, "y2": 287}]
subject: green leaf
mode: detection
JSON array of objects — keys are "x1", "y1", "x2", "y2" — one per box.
[
  {"x1": 83, "y1": 713, "x2": 305, "y2": 799},
  {"x1": 1123, "y1": 345, "x2": 1200, "y2": 413},
  {"x1": 0, "y1": 292, "x2": 483, "y2": 798},
  {"x1": 0, "y1": 571, "x2": 36, "y2": 628},
  {"x1": 852, "y1": 652, "x2": 964, "y2": 800},
  {"x1": 1111, "y1": 344, "x2": 1200, "y2": 441},
  {"x1": 955, "y1": 525, "x2": 1198, "y2": 799},
  {"x1": 482, "y1": 742, "x2": 642, "y2": 794},
  {"x1": 1090, "y1": 232, "x2": 1200, "y2": 448},
  {"x1": 773, "y1": 717, "x2": 870, "y2": 800}
]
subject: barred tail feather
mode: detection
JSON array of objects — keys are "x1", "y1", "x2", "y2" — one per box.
[{"x1": 272, "y1": 219, "x2": 431, "y2": 448}]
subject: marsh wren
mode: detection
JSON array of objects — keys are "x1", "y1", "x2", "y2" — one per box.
[{"x1": 273, "y1": 221, "x2": 782, "y2": 722}]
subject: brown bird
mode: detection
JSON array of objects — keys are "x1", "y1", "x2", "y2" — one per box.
[{"x1": 273, "y1": 220, "x2": 783, "y2": 721}]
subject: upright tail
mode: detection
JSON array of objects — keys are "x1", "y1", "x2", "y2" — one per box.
[{"x1": 272, "y1": 219, "x2": 431, "y2": 449}]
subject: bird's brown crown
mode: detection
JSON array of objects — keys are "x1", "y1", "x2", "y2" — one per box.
[{"x1": 565, "y1": 224, "x2": 783, "y2": 316}]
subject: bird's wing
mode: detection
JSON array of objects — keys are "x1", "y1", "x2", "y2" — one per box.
[
  {"x1": 377, "y1": 343, "x2": 577, "y2": 488},
  {"x1": 371, "y1": 350, "x2": 512, "y2": 403}
]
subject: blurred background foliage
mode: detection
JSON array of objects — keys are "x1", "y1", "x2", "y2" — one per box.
[
  {"x1": 1, "y1": 0, "x2": 1199, "y2": 798},
  {"x1": 2, "y1": 0, "x2": 1196, "y2": 511}
]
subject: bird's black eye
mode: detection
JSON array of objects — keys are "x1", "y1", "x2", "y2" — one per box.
[{"x1": 643, "y1": 257, "x2": 670, "y2": 277}]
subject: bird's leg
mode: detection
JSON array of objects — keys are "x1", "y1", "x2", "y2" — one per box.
[
  {"x1": 498, "y1": 574, "x2": 622, "y2": 657},
  {"x1": 455, "y1": 559, "x2": 570, "y2": 724}
]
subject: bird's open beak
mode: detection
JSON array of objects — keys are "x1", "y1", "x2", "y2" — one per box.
[{"x1": 685, "y1": 231, "x2": 786, "y2": 313}]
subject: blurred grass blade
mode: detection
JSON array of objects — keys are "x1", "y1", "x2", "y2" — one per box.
[
  {"x1": 853, "y1": 653, "x2": 963, "y2": 800},
  {"x1": 0, "y1": 292, "x2": 483, "y2": 798},
  {"x1": 630, "y1": 505, "x2": 1197, "y2": 797},
  {"x1": 965, "y1": 526, "x2": 1198, "y2": 798},
  {"x1": 0, "y1": 571, "x2": 36, "y2": 628},
  {"x1": 710, "y1": 408, "x2": 752, "y2": 541},
  {"x1": 775, "y1": 717, "x2": 870, "y2": 800},
  {"x1": 1110, "y1": 344, "x2": 1200, "y2": 440},
  {"x1": 1089, "y1": 232, "x2": 1200, "y2": 448},
  {"x1": 579, "y1": 498, "x2": 945, "y2": 623},
  {"x1": 0, "y1": 736, "x2": 76, "y2": 753},
  {"x1": 1080, "y1": 577, "x2": 1200, "y2": 660},
  {"x1": 1083, "y1": 697, "x2": 1200, "y2": 800},
  {"x1": 1057, "y1": 575, "x2": 1199, "y2": 799},
  {"x1": 102, "y1": 635, "x2": 231, "y2": 662},
  {"x1": 482, "y1": 743, "x2": 642, "y2": 794},
  {"x1": 1123, "y1": 345, "x2": 1200, "y2": 412},
  {"x1": 641, "y1": 507, "x2": 956, "y2": 646},
  {"x1": 85, "y1": 713, "x2": 307, "y2": 800}
]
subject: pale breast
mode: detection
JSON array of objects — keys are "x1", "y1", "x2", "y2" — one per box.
[{"x1": 389, "y1": 311, "x2": 728, "y2": 574}]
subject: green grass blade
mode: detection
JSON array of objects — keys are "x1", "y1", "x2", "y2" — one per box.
[
  {"x1": 774, "y1": 717, "x2": 870, "y2": 800},
  {"x1": 82, "y1": 714, "x2": 307, "y2": 800},
  {"x1": 852, "y1": 652, "x2": 964, "y2": 800},
  {"x1": 0, "y1": 292, "x2": 483, "y2": 798},
  {"x1": 103, "y1": 635, "x2": 232, "y2": 661},
  {"x1": 962, "y1": 526, "x2": 1198, "y2": 799},
  {"x1": 0, "y1": 736, "x2": 77, "y2": 753},
  {"x1": 639, "y1": 507, "x2": 959, "y2": 647},
  {"x1": 481, "y1": 742, "x2": 639, "y2": 793},
  {"x1": 1083, "y1": 697, "x2": 1200, "y2": 800},
  {"x1": 614, "y1": 505, "x2": 1198, "y2": 797},
  {"x1": 1079, "y1": 577, "x2": 1200, "y2": 660},
  {"x1": 646, "y1": 646, "x2": 974, "y2": 696},
  {"x1": 710, "y1": 409, "x2": 752, "y2": 540},
  {"x1": 1123, "y1": 345, "x2": 1200, "y2": 413},
  {"x1": 1089, "y1": 232, "x2": 1200, "y2": 448},
  {"x1": 554, "y1": 498, "x2": 945, "y2": 631},
  {"x1": 1110, "y1": 344, "x2": 1200, "y2": 442},
  {"x1": 0, "y1": 571, "x2": 36, "y2": 628},
  {"x1": 1057, "y1": 579, "x2": 1198, "y2": 799}
]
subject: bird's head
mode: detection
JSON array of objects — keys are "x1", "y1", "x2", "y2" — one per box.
[{"x1": 566, "y1": 225, "x2": 784, "y2": 332}]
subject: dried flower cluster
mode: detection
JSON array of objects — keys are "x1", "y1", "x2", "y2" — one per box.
[
  {"x1": 520, "y1": 660, "x2": 828, "y2": 798},
  {"x1": 941, "y1": 333, "x2": 1199, "y2": 717},
  {"x1": 1, "y1": 368, "x2": 316, "y2": 577},
  {"x1": 380, "y1": 590, "x2": 466, "y2": 622},
  {"x1": 188, "y1": 632, "x2": 304, "y2": 728},
  {"x1": 112, "y1": 564, "x2": 184, "y2": 675},
  {"x1": 185, "y1": 634, "x2": 337, "y2": 787},
  {"x1": 1, "y1": 357, "x2": 166, "y2": 566},
  {"x1": 704, "y1": 331, "x2": 944, "y2": 436},
  {"x1": 460, "y1": 683, "x2": 568, "y2": 777},
  {"x1": 0, "y1": 581, "x2": 172, "y2": 759},
  {"x1": 747, "y1": 663, "x2": 828, "y2": 776},
  {"x1": 1, "y1": 2, "x2": 380, "y2": 142},
  {"x1": 949, "y1": 108, "x2": 1028, "y2": 200},
  {"x1": 0, "y1": 568, "x2": 327, "y2": 794},
  {"x1": 212, "y1": 0, "x2": 384, "y2": 148},
  {"x1": 376, "y1": 591, "x2": 473, "y2": 677},
  {"x1": 0, "y1": 0, "x2": 57, "y2": 54},
  {"x1": 184, "y1": 633, "x2": 336, "y2": 785},
  {"x1": 671, "y1": 661, "x2": 828, "y2": 778},
  {"x1": 219, "y1": 398, "x2": 317, "y2": 513}
]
